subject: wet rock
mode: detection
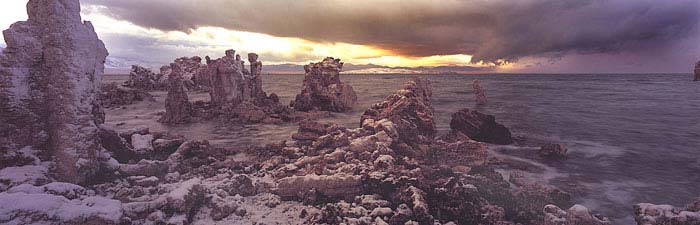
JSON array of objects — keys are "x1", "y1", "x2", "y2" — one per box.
[
  {"x1": 361, "y1": 77, "x2": 435, "y2": 146},
  {"x1": 544, "y1": 204, "x2": 611, "y2": 225},
  {"x1": 125, "y1": 65, "x2": 160, "y2": 90},
  {"x1": 539, "y1": 143, "x2": 568, "y2": 159},
  {"x1": 159, "y1": 63, "x2": 193, "y2": 124},
  {"x1": 634, "y1": 198, "x2": 700, "y2": 225},
  {"x1": 0, "y1": 0, "x2": 108, "y2": 184},
  {"x1": 473, "y1": 80, "x2": 488, "y2": 105},
  {"x1": 450, "y1": 108, "x2": 513, "y2": 145},
  {"x1": 98, "y1": 83, "x2": 154, "y2": 108},
  {"x1": 291, "y1": 57, "x2": 358, "y2": 112}
]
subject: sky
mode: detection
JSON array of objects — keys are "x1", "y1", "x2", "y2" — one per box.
[{"x1": 1, "y1": 0, "x2": 699, "y2": 73}]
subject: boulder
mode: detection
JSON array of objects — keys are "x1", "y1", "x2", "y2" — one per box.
[
  {"x1": 291, "y1": 57, "x2": 357, "y2": 112},
  {"x1": 159, "y1": 63, "x2": 193, "y2": 124},
  {"x1": 0, "y1": 0, "x2": 109, "y2": 183},
  {"x1": 361, "y1": 77, "x2": 435, "y2": 146},
  {"x1": 160, "y1": 56, "x2": 206, "y2": 89},
  {"x1": 449, "y1": 108, "x2": 513, "y2": 145}
]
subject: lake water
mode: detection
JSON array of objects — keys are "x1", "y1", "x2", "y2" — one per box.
[{"x1": 105, "y1": 73, "x2": 700, "y2": 224}]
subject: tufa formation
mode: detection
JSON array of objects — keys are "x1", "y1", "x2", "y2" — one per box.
[
  {"x1": 0, "y1": 0, "x2": 109, "y2": 184},
  {"x1": 291, "y1": 57, "x2": 358, "y2": 112}
]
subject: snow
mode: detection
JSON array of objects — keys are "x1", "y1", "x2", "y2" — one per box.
[
  {"x1": 0, "y1": 164, "x2": 50, "y2": 187},
  {"x1": 132, "y1": 133, "x2": 155, "y2": 153},
  {"x1": 0, "y1": 192, "x2": 122, "y2": 224}
]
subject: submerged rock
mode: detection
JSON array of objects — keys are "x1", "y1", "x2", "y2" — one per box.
[
  {"x1": 0, "y1": 0, "x2": 109, "y2": 183},
  {"x1": 291, "y1": 57, "x2": 358, "y2": 112},
  {"x1": 361, "y1": 77, "x2": 435, "y2": 146},
  {"x1": 450, "y1": 108, "x2": 514, "y2": 145},
  {"x1": 539, "y1": 143, "x2": 568, "y2": 159}
]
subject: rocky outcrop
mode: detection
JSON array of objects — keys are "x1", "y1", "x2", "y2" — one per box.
[
  {"x1": 634, "y1": 198, "x2": 700, "y2": 225},
  {"x1": 208, "y1": 50, "x2": 248, "y2": 106},
  {"x1": 361, "y1": 77, "x2": 435, "y2": 146},
  {"x1": 0, "y1": 0, "x2": 108, "y2": 184},
  {"x1": 450, "y1": 108, "x2": 513, "y2": 145},
  {"x1": 694, "y1": 61, "x2": 700, "y2": 81},
  {"x1": 124, "y1": 65, "x2": 161, "y2": 91},
  {"x1": 291, "y1": 57, "x2": 357, "y2": 112},
  {"x1": 159, "y1": 63, "x2": 192, "y2": 124}
]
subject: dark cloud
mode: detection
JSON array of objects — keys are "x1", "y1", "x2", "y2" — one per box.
[{"x1": 83, "y1": 0, "x2": 699, "y2": 63}]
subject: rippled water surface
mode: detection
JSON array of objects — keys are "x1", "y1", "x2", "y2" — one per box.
[{"x1": 105, "y1": 73, "x2": 700, "y2": 224}]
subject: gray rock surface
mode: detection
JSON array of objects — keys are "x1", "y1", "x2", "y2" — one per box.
[{"x1": 0, "y1": 0, "x2": 108, "y2": 184}]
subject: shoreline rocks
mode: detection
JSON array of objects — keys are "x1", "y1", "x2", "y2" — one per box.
[
  {"x1": 450, "y1": 108, "x2": 514, "y2": 145},
  {"x1": 291, "y1": 57, "x2": 358, "y2": 112},
  {"x1": 634, "y1": 198, "x2": 700, "y2": 225}
]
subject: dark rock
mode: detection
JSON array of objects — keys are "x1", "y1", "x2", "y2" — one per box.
[
  {"x1": 539, "y1": 143, "x2": 568, "y2": 159},
  {"x1": 449, "y1": 108, "x2": 513, "y2": 145},
  {"x1": 98, "y1": 83, "x2": 154, "y2": 108}
]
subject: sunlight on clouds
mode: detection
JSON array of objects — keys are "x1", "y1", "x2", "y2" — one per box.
[{"x1": 80, "y1": 5, "x2": 482, "y2": 67}]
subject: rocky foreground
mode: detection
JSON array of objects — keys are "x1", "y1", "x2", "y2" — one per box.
[{"x1": 1, "y1": 1, "x2": 699, "y2": 225}]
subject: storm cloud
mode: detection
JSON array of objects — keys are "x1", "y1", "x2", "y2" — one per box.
[{"x1": 83, "y1": 0, "x2": 699, "y2": 63}]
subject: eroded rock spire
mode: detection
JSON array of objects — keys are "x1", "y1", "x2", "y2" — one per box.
[{"x1": 0, "y1": 0, "x2": 109, "y2": 184}]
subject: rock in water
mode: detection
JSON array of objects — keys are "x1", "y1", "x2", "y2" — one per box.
[
  {"x1": 0, "y1": 0, "x2": 108, "y2": 184},
  {"x1": 473, "y1": 80, "x2": 487, "y2": 105},
  {"x1": 450, "y1": 108, "x2": 513, "y2": 145},
  {"x1": 159, "y1": 63, "x2": 192, "y2": 124},
  {"x1": 694, "y1": 61, "x2": 700, "y2": 81},
  {"x1": 291, "y1": 57, "x2": 358, "y2": 112},
  {"x1": 539, "y1": 143, "x2": 568, "y2": 159},
  {"x1": 361, "y1": 77, "x2": 435, "y2": 146}
]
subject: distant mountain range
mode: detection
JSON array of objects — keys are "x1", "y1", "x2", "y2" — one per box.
[{"x1": 104, "y1": 56, "x2": 492, "y2": 75}]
